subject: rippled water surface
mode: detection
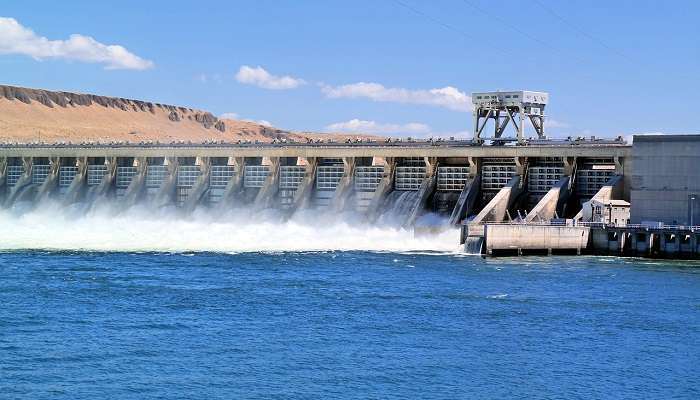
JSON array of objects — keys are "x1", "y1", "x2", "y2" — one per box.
[{"x1": 2, "y1": 252, "x2": 699, "y2": 399}]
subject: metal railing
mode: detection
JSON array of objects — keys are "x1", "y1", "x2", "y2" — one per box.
[
  {"x1": 468, "y1": 220, "x2": 700, "y2": 232},
  {"x1": 0, "y1": 136, "x2": 628, "y2": 150}
]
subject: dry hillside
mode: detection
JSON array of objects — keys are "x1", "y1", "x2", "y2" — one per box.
[{"x1": 0, "y1": 85, "x2": 365, "y2": 144}]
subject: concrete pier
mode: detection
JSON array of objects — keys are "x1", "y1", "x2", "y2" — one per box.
[
  {"x1": 253, "y1": 157, "x2": 279, "y2": 211},
  {"x1": 525, "y1": 176, "x2": 571, "y2": 222},
  {"x1": 213, "y1": 157, "x2": 243, "y2": 208},
  {"x1": 62, "y1": 157, "x2": 88, "y2": 205},
  {"x1": 35, "y1": 156, "x2": 61, "y2": 203},
  {"x1": 153, "y1": 157, "x2": 179, "y2": 208},
  {"x1": 448, "y1": 175, "x2": 480, "y2": 225},
  {"x1": 181, "y1": 157, "x2": 210, "y2": 212},
  {"x1": 5, "y1": 157, "x2": 33, "y2": 207},
  {"x1": 472, "y1": 176, "x2": 523, "y2": 223},
  {"x1": 366, "y1": 158, "x2": 396, "y2": 221},
  {"x1": 122, "y1": 157, "x2": 147, "y2": 208},
  {"x1": 87, "y1": 157, "x2": 117, "y2": 205},
  {"x1": 405, "y1": 157, "x2": 437, "y2": 227},
  {"x1": 330, "y1": 157, "x2": 356, "y2": 212},
  {"x1": 590, "y1": 225, "x2": 700, "y2": 259},
  {"x1": 485, "y1": 224, "x2": 590, "y2": 255}
]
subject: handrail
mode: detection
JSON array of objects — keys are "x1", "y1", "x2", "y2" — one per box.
[{"x1": 468, "y1": 220, "x2": 700, "y2": 232}]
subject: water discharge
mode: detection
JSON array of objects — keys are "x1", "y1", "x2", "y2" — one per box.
[
  {"x1": 0, "y1": 200, "x2": 460, "y2": 253},
  {"x1": 377, "y1": 190, "x2": 420, "y2": 226}
]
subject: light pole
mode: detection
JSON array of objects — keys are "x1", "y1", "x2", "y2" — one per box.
[{"x1": 690, "y1": 194, "x2": 697, "y2": 227}]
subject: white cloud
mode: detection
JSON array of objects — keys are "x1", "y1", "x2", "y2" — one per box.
[
  {"x1": 325, "y1": 119, "x2": 431, "y2": 135},
  {"x1": 220, "y1": 112, "x2": 274, "y2": 127},
  {"x1": 321, "y1": 82, "x2": 471, "y2": 112},
  {"x1": 0, "y1": 17, "x2": 153, "y2": 70},
  {"x1": 235, "y1": 65, "x2": 306, "y2": 90},
  {"x1": 197, "y1": 73, "x2": 224, "y2": 84}
]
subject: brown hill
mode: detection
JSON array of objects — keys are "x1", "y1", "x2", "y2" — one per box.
[{"x1": 0, "y1": 84, "x2": 358, "y2": 144}]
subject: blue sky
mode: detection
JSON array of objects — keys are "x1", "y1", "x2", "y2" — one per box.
[{"x1": 1, "y1": 0, "x2": 698, "y2": 138}]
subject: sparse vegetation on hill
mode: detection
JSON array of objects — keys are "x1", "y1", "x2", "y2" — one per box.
[{"x1": 0, "y1": 84, "x2": 374, "y2": 144}]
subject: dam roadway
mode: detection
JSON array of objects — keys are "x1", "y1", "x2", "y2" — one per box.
[{"x1": 0, "y1": 139, "x2": 629, "y2": 158}]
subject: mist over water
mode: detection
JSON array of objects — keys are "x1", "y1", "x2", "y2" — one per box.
[{"x1": 0, "y1": 200, "x2": 460, "y2": 253}]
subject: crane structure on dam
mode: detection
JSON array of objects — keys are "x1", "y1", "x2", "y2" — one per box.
[{"x1": 472, "y1": 91, "x2": 549, "y2": 144}]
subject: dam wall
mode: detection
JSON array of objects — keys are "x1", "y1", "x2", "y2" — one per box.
[{"x1": 0, "y1": 141, "x2": 631, "y2": 231}]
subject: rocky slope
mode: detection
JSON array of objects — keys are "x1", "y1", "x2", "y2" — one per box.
[{"x1": 0, "y1": 84, "x2": 326, "y2": 144}]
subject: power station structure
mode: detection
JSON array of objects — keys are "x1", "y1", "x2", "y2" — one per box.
[
  {"x1": 0, "y1": 90, "x2": 697, "y2": 258},
  {"x1": 472, "y1": 91, "x2": 548, "y2": 144},
  {"x1": 0, "y1": 139, "x2": 629, "y2": 234}
]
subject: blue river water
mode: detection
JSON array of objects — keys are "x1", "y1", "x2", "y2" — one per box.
[{"x1": 1, "y1": 251, "x2": 699, "y2": 399}]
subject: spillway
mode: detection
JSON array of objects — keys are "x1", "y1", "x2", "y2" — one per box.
[{"x1": 0, "y1": 139, "x2": 638, "y2": 252}]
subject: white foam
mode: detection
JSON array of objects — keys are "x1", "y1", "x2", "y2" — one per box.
[{"x1": 0, "y1": 201, "x2": 461, "y2": 253}]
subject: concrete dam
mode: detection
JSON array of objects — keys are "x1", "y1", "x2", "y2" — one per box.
[
  {"x1": 0, "y1": 139, "x2": 630, "y2": 233},
  {"x1": 1, "y1": 87, "x2": 697, "y2": 257}
]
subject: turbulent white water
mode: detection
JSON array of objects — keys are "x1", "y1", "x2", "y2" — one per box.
[{"x1": 0, "y1": 201, "x2": 460, "y2": 253}]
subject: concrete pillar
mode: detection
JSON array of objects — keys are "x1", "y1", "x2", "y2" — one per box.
[
  {"x1": 614, "y1": 156, "x2": 624, "y2": 175},
  {"x1": 63, "y1": 157, "x2": 88, "y2": 205},
  {"x1": 660, "y1": 232, "x2": 680, "y2": 256},
  {"x1": 87, "y1": 157, "x2": 117, "y2": 204},
  {"x1": 525, "y1": 176, "x2": 571, "y2": 223},
  {"x1": 366, "y1": 157, "x2": 396, "y2": 221},
  {"x1": 0, "y1": 157, "x2": 7, "y2": 204},
  {"x1": 123, "y1": 157, "x2": 147, "y2": 208},
  {"x1": 424, "y1": 157, "x2": 438, "y2": 177},
  {"x1": 563, "y1": 156, "x2": 576, "y2": 176},
  {"x1": 289, "y1": 157, "x2": 318, "y2": 213},
  {"x1": 254, "y1": 157, "x2": 280, "y2": 211},
  {"x1": 182, "y1": 157, "x2": 211, "y2": 213},
  {"x1": 515, "y1": 156, "x2": 528, "y2": 189},
  {"x1": 515, "y1": 157, "x2": 527, "y2": 176},
  {"x1": 331, "y1": 157, "x2": 356, "y2": 212},
  {"x1": 618, "y1": 230, "x2": 626, "y2": 255},
  {"x1": 216, "y1": 157, "x2": 245, "y2": 209},
  {"x1": 4, "y1": 157, "x2": 33, "y2": 207},
  {"x1": 472, "y1": 176, "x2": 523, "y2": 223},
  {"x1": 449, "y1": 175, "x2": 481, "y2": 225},
  {"x1": 35, "y1": 156, "x2": 61, "y2": 203},
  {"x1": 153, "y1": 157, "x2": 179, "y2": 208},
  {"x1": 406, "y1": 159, "x2": 438, "y2": 227},
  {"x1": 468, "y1": 156, "x2": 479, "y2": 179},
  {"x1": 649, "y1": 233, "x2": 657, "y2": 257}
]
